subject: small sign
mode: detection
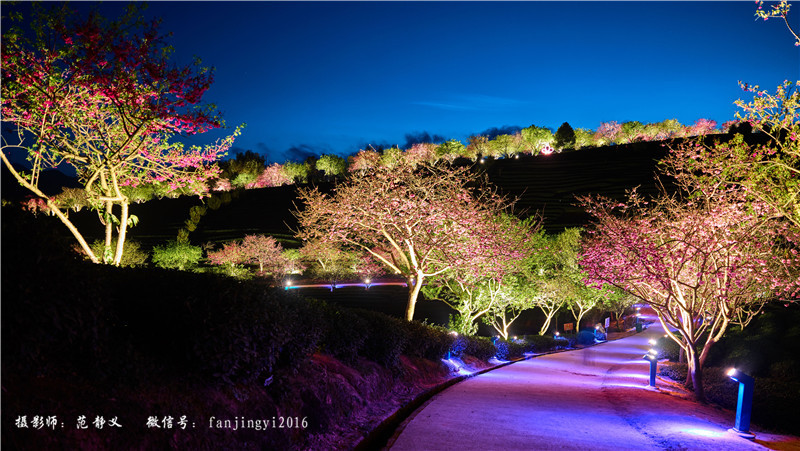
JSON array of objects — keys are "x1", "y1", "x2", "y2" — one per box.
[
  {"x1": 564, "y1": 322, "x2": 573, "y2": 331},
  {"x1": 604, "y1": 317, "x2": 610, "y2": 329}
]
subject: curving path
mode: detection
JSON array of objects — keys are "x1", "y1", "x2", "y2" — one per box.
[{"x1": 387, "y1": 316, "x2": 798, "y2": 451}]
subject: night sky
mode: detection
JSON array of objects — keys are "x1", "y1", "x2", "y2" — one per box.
[{"x1": 6, "y1": 1, "x2": 800, "y2": 163}]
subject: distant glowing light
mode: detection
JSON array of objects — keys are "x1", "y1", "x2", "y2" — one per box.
[
  {"x1": 450, "y1": 331, "x2": 458, "y2": 336},
  {"x1": 649, "y1": 339, "x2": 657, "y2": 346},
  {"x1": 727, "y1": 367, "x2": 737, "y2": 377}
]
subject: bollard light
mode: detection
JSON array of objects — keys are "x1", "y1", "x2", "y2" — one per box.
[
  {"x1": 554, "y1": 331, "x2": 560, "y2": 338},
  {"x1": 446, "y1": 331, "x2": 458, "y2": 360},
  {"x1": 727, "y1": 368, "x2": 755, "y2": 440},
  {"x1": 643, "y1": 348, "x2": 658, "y2": 387}
]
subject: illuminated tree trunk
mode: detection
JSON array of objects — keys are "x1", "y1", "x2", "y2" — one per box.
[
  {"x1": 538, "y1": 306, "x2": 560, "y2": 336},
  {"x1": 405, "y1": 272, "x2": 424, "y2": 321},
  {"x1": 113, "y1": 201, "x2": 130, "y2": 266}
]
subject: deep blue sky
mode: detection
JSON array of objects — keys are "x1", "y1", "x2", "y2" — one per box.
[{"x1": 7, "y1": 2, "x2": 800, "y2": 163}]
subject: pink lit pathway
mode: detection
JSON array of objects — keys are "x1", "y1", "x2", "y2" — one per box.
[{"x1": 387, "y1": 311, "x2": 799, "y2": 450}]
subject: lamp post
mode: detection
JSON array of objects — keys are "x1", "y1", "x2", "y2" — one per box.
[
  {"x1": 643, "y1": 348, "x2": 658, "y2": 387},
  {"x1": 727, "y1": 368, "x2": 756, "y2": 440}
]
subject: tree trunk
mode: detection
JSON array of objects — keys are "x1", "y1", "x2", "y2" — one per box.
[
  {"x1": 405, "y1": 273, "x2": 424, "y2": 321},
  {"x1": 539, "y1": 309, "x2": 557, "y2": 335},
  {"x1": 113, "y1": 201, "x2": 129, "y2": 266},
  {"x1": 690, "y1": 349, "x2": 705, "y2": 402}
]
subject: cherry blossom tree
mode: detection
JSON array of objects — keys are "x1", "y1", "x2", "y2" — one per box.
[
  {"x1": 295, "y1": 162, "x2": 516, "y2": 321},
  {"x1": 423, "y1": 214, "x2": 537, "y2": 334},
  {"x1": 593, "y1": 121, "x2": 622, "y2": 146},
  {"x1": 403, "y1": 142, "x2": 439, "y2": 168},
  {"x1": 664, "y1": 80, "x2": 800, "y2": 230},
  {"x1": 580, "y1": 190, "x2": 799, "y2": 401},
  {"x1": 208, "y1": 234, "x2": 301, "y2": 280},
  {"x1": 1, "y1": 4, "x2": 239, "y2": 265},
  {"x1": 348, "y1": 149, "x2": 381, "y2": 173},
  {"x1": 756, "y1": 0, "x2": 800, "y2": 45}
]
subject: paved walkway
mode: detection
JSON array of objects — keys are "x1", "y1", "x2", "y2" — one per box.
[{"x1": 387, "y1": 318, "x2": 799, "y2": 450}]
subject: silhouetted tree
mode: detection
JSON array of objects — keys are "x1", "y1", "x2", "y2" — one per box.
[{"x1": 555, "y1": 122, "x2": 576, "y2": 150}]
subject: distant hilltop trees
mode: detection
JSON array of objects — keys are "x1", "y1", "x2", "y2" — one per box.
[{"x1": 39, "y1": 117, "x2": 736, "y2": 212}]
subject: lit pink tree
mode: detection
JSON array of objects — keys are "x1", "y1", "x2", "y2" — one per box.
[
  {"x1": 250, "y1": 163, "x2": 293, "y2": 188},
  {"x1": 208, "y1": 234, "x2": 300, "y2": 280},
  {"x1": 296, "y1": 163, "x2": 515, "y2": 321},
  {"x1": 347, "y1": 149, "x2": 381, "y2": 173},
  {"x1": 207, "y1": 240, "x2": 247, "y2": 271},
  {"x1": 684, "y1": 118, "x2": 718, "y2": 136},
  {"x1": 594, "y1": 121, "x2": 621, "y2": 146},
  {"x1": 1, "y1": 4, "x2": 239, "y2": 265},
  {"x1": 580, "y1": 190, "x2": 799, "y2": 401},
  {"x1": 403, "y1": 142, "x2": 439, "y2": 167},
  {"x1": 423, "y1": 214, "x2": 538, "y2": 335},
  {"x1": 664, "y1": 80, "x2": 800, "y2": 230}
]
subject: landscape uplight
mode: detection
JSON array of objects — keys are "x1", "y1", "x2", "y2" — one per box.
[
  {"x1": 727, "y1": 368, "x2": 755, "y2": 439},
  {"x1": 284, "y1": 280, "x2": 293, "y2": 290},
  {"x1": 364, "y1": 278, "x2": 371, "y2": 289}
]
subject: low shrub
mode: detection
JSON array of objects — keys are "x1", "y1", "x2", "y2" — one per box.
[
  {"x1": 319, "y1": 305, "x2": 369, "y2": 363},
  {"x1": 463, "y1": 336, "x2": 496, "y2": 361},
  {"x1": 151, "y1": 241, "x2": 203, "y2": 270},
  {"x1": 450, "y1": 335, "x2": 468, "y2": 357},
  {"x1": 525, "y1": 334, "x2": 566, "y2": 353},
  {"x1": 358, "y1": 310, "x2": 409, "y2": 369},
  {"x1": 493, "y1": 339, "x2": 532, "y2": 360},
  {"x1": 577, "y1": 329, "x2": 596, "y2": 345},
  {"x1": 87, "y1": 239, "x2": 149, "y2": 267},
  {"x1": 402, "y1": 321, "x2": 454, "y2": 361},
  {"x1": 656, "y1": 335, "x2": 682, "y2": 361},
  {"x1": 658, "y1": 362, "x2": 687, "y2": 382}
]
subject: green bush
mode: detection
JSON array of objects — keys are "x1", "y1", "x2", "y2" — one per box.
[
  {"x1": 577, "y1": 330, "x2": 595, "y2": 345},
  {"x1": 151, "y1": 241, "x2": 202, "y2": 270},
  {"x1": 494, "y1": 339, "x2": 529, "y2": 360},
  {"x1": 89, "y1": 239, "x2": 149, "y2": 267},
  {"x1": 658, "y1": 362, "x2": 688, "y2": 382},
  {"x1": 656, "y1": 334, "x2": 682, "y2": 361},
  {"x1": 320, "y1": 306, "x2": 369, "y2": 363},
  {"x1": 464, "y1": 336, "x2": 496, "y2": 361},
  {"x1": 402, "y1": 321, "x2": 454, "y2": 361},
  {"x1": 358, "y1": 310, "x2": 409, "y2": 369},
  {"x1": 525, "y1": 334, "x2": 565, "y2": 353}
]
